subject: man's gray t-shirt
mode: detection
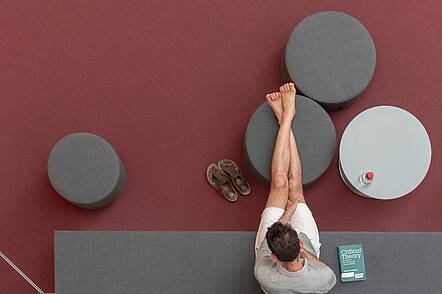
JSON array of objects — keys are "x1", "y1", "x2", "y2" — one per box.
[{"x1": 254, "y1": 232, "x2": 337, "y2": 294}]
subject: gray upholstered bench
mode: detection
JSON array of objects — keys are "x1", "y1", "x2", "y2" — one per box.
[{"x1": 54, "y1": 231, "x2": 442, "y2": 294}]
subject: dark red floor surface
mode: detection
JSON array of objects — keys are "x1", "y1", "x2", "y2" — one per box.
[{"x1": 0, "y1": 0, "x2": 441, "y2": 292}]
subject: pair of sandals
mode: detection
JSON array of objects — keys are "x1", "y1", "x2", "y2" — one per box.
[{"x1": 206, "y1": 159, "x2": 251, "y2": 202}]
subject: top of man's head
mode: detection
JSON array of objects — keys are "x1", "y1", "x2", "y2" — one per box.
[{"x1": 266, "y1": 222, "x2": 300, "y2": 262}]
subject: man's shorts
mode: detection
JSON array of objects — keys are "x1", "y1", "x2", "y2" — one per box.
[{"x1": 255, "y1": 203, "x2": 321, "y2": 257}]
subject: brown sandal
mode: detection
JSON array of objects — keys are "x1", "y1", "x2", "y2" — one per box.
[
  {"x1": 218, "y1": 159, "x2": 251, "y2": 196},
  {"x1": 206, "y1": 163, "x2": 238, "y2": 202}
]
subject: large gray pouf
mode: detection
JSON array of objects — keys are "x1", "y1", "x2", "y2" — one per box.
[
  {"x1": 48, "y1": 133, "x2": 126, "y2": 210},
  {"x1": 282, "y1": 11, "x2": 376, "y2": 112},
  {"x1": 244, "y1": 95, "x2": 336, "y2": 186}
]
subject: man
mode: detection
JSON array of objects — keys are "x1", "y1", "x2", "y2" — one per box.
[{"x1": 254, "y1": 83, "x2": 337, "y2": 293}]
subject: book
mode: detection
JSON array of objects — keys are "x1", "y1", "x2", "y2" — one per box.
[{"x1": 338, "y1": 244, "x2": 366, "y2": 282}]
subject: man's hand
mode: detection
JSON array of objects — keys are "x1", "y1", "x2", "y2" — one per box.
[
  {"x1": 300, "y1": 248, "x2": 314, "y2": 260},
  {"x1": 300, "y1": 248, "x2": 328, "y2": 266}
]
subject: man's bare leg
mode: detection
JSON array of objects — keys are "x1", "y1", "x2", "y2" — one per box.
[
  {"x1": 266, "y1": 90, "x2": 305, "y2": 205},
  {"x1": 264, "y1": 84, "x2": 296, "y2": 209},
  {"x1": 267, "y1": 87, "x2": 324, "y2": 264}
]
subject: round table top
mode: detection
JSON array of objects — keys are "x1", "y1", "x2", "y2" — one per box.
[
  {"x1": 245, "y1": 95, "x2": 336, "y2": 186},
  {"x1": 285, "y1": 11, "x2": 376, "y2": 107},
  {"x1": 48, "y1": 132, "x2": 123, "y2": 206},
  {"x1": 339, "y1": 106, "x2": 432, "y2": 199}
]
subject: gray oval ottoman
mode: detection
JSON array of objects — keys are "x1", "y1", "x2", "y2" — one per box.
[
  {"x1": 282, "y1": 11, "x2": 376, "y2": 111},
  {"x1": 48, "y1": 133, "x2": 126, "y2": 209},
  {"x1": 244, "y1": 95, "x2": 336, "y2": 186}
]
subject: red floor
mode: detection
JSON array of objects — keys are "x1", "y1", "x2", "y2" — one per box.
[{"x1": 1, "y1": 1, "x2": 441, "y2": 292}]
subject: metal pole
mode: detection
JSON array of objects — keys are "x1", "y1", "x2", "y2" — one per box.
[{"x1": 0, "y1": 251, "x2": 45, "y2": 294}]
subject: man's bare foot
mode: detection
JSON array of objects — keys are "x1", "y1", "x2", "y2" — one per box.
[
  {"x1": 266, "y1": 92, "x2": 283, "y2": 124},
  {"x1": 279, "y1": 83, "x2": 296, "y2": 122}
]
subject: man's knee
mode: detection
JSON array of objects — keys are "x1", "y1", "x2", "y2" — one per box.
[{"x1": 271, "y1": 174, "x2": 289, "y2": 190}]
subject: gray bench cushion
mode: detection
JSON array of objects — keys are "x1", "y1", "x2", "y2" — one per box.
[
  {"x1": 48, "y1": 133, "x2": 126, "y2": 209},
  {"x1": 244, "y1": 95, "x2": 336, "y2": 186},
  {"x1": 54, "y1": 231, "x2": 442, "y2": 294},
  {"x1": 283, "y1": 11, "x2": 376, "y2": 111}
]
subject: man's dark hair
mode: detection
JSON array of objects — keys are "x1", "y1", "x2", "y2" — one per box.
[{"x1": 266, "y1": 222, "x2": 300, "y2": 262}]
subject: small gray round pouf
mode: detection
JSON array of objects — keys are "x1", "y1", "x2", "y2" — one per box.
[
  {"x1": 48, "y1": 133, "x2": 126, "y2": 210},
  {"x1": 282, "y1": 11, "x2": 376, "y2": 111},
  {"x1": 244, "y1": 95, "x2": 336, "y2": 186}
]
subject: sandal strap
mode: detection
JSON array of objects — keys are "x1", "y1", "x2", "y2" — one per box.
[
  {"x1": 211, "y1": 168, "x2": 230, "y2": 186},
  {"x1": 222, "y1": 164, "x2": 241, "y2": 179}
]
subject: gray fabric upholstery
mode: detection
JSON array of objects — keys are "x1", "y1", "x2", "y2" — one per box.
[
  {"x1": 55, "y1": 231, "x2": 442, "y2": 294},
  {"x1": 48, "y1": 133, "x2": 126, "y2": 209},
  {"x1": 283, "y1": 11, "x2": 376, "y2": 111},
  {"x1": 55, "y1": 232, "x2": 261, "y2": 294},
  {"x1": 320, "y1": 232, "x2": 442, "y2": 294},
  {"x1": 244, "y1": 95, "x2": 336, "y2": 186}
]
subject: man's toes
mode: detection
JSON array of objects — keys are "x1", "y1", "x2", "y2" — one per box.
[
  {"x1": 280, "y1": 85, "x2": 285, "y2": 93},
  {"x1": 289, "y1": 83, "x2": 295, "y2": 91}
]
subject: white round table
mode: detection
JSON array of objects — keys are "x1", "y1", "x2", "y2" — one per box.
[{"x1": 339, "y1": 106, "x2": 432, "y2": 199}]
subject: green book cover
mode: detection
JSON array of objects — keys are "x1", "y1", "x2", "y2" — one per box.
[{"x1": 338, "y1": 244, "x2": 366, "y2": 282}]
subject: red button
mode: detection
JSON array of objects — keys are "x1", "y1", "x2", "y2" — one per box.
[{"x1": 366, "y1": 172, "x2": 374, "y2": 180}]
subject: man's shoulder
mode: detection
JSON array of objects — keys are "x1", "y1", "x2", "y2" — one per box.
[
  {"x1": 259, "y1": 260, "x2": 336, "y2": 293},
  {"x1": 305, "y1": 260, "x2": 338, "y2": 292},
  {"x1": 254, "y1": 260, "x2": 276, "y2": 286},
  {"x1": 256, "y1": 269, "x2": 309, "y2": 294}
]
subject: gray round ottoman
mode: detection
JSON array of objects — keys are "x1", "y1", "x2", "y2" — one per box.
[
  {"x1": 282, "y1": 11, "x2": 376, "y2": 111},
  {"x1": 48, "y1": 133, "x2": 126, "y2": 209},
  {"x1": 244, "y1": 95, "x2": 336, "y2": 186}
]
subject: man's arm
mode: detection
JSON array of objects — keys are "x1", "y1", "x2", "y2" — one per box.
[{"x1": 278, "y1": 198, "x2": 299, "y2": 224}]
